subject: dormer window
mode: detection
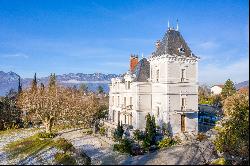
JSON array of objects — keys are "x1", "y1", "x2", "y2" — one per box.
[{"x1": 178, "y1": 47, "x2": 185, "y2": 54}]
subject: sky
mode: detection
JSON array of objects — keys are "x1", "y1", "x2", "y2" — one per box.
[{"x1": 0, "y1": 0, "x2": 249, "y2": 85}]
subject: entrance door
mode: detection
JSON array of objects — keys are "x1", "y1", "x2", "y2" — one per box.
[{"x1": 181, "y1": 114, "x2": 186, "y2": 132}]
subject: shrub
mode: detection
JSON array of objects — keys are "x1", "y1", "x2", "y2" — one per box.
[
  {"x1": 142, "y1": 138, "x2": 151, "y2": 151},
  {"x1": 113, "y1": 138, "x2": 133, "y2": 154},
  {"x1": 54, "y1": 138, "x2": 73, "y2": 152},
  {"x1": 82, "y1": 128, "x2": 92, "y2": 134},
  {"x1": 131, "y1": 144, "x2": 144, "y2": 156},
  {"x1": 113, "y1": 121, "x2": 124, "y2": 142},
  {"x1": 38, "y1": 132, "x2": 57, "y2": 138},
  {"x1": 54, "y1": 152, "x2": 76, "y2": 165},
  {"x1": 133, "y1": 129, "x2": 144, "y2": 143},
  {"x1": 196, "y1": 133, "x2": 207, "y2": 141},
  {"x1": 86, "y1": 130, "x2": 93, "y2": 135},
  {"x1": 173, "y1": 136, "x2": 182, "y2": 144},
  {"x1": 99, "y1": 127, "x2": 106, "y2": 136},
  {"x1": 157, "y1": 137, "x2": 178, "y2": 149},
  {"x1": 210, "y1": 158, "x2": 227, "y2": 165},
  {"x1": 162, "y1": 123, "x2": 170, "y2": 136}
]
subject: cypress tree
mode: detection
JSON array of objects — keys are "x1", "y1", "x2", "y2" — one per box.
[
  {"x1": 40, "y1": 83, "x2": 45, "y2": 94},
  {"x1": 113, "y1": 120, "x2": 124, "y2": 142},
  {"x1": 31, "y1": 73, "x2": 37, "y2": 92},
  {"x1": 145, "y1": 113, "x2": 157, "y2": 145},
  {"x1": 48, "y1": 73, "x2": 56, "y2": 91},
  {"x1": 18, "y1": 76, "x2": 22, "y2": 94}
]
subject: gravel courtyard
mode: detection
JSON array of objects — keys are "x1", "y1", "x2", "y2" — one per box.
[
  {"x1": 59, "y1": 128, "x2": 218, "y2": 165},
  {"x1": 0, "y1": 127, "x2": 218, "y2": 165}
]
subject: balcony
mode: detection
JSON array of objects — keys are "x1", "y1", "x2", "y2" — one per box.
[
  {"x1": 175, "y1": 106, "x2": 198, "y2": 114},
  {"x1": 120, "y1": 104, "x2": 133, "y2": 110}
]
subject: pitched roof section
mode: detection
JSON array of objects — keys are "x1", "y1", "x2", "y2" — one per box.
[
  {"x1": 152, "y1": 29, "x2": 195, "y2": 57},
  {"x1": 133, "y1": 58, "x2": 150, "y2": 82},
  {"x1": 212, "y1": 85, "x2": 224, "y2": 88}
]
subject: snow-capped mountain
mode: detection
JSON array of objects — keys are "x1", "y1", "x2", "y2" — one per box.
[
  {"x1": 0, "y1": 71, "x2": 120, "y2": 96},
  {"x1": 0, "y1": 71, "x2": 20, "y2": 96}
]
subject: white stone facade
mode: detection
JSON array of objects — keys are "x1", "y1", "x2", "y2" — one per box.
[{"x1": 107, "y1": 28, "x2": 200, "y2": 136}]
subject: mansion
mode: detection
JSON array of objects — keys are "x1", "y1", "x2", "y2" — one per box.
[{"x1": 106, "y1": 24, "x2": 200, "y2": 136}]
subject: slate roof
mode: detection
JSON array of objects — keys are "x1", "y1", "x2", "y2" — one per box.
[
  {"x1": 132, "y1": 58, "x2": 150, "y2": 82},
  {"x1": 152, "y1": 29, "x2": 195, "y2": 57}
]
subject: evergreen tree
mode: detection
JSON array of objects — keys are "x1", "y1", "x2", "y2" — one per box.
[
  {"x1": 48, "y1": 73, "x2": 56, "y2": 91},
  {"x1": 18, "y1": 76, "x2": 22, "y2": 94},
  {"x1": 97, "y1": 85, "x2": 104, "y2": 94},
  {"x1": 145, "y1": 113, "x2": 157, "y2": 146},
  {"x1": 31, "y1": 73, "x2": 37, "y2": 92},
  {"x1": 113, "y1": 121, "x2": 124, "y2": 142},
  {"x1": 40, "y1": 83, "x2": 45, "y2": 94},
  {"x1": 80, "y1": 83, "x2": 88, "y2": 93},
  {"x1": 221, "y1": 79, "x2": 236, "y2": 99}
]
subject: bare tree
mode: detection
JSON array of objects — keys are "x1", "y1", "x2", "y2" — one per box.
[{"x1": 17, "y1": 74, "x2": 101, "y2": 133}]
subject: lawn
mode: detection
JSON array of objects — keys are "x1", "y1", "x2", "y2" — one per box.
[
  {"x1": 4, "y1": 133, "x2": 76, "y2": 165},
  {"x1": 4, "y1": 133, "x2": 54, "y2": 160}
]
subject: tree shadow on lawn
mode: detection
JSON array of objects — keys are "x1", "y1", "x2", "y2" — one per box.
[
  {"x1": 56, "y1": 127, "x2": 86, "y2": 136},
  {"x1": 4, "y1": 134, "x2": 55, "y2": 162}
]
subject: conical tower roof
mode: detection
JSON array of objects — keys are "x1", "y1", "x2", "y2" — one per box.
[{"x1": 152, "y1": 29, "x2": 196, "y2": 57}]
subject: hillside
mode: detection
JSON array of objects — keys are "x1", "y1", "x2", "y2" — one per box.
[{"x1": 235, "y1": 80, "x2": 249, "y2": 90}]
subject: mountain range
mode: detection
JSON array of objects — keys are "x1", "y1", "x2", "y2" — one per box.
[
  {"x1": 0, "y1": 71, "x2": 249, "y2": 96},
  {"x1": 0, "y1": 71, "x2": 120, "y2": 96}
]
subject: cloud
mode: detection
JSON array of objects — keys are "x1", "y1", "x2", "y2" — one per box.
[
  {"x1": 199, "y1": 56, "x2": 249, "y2": 85},
  {"x1": 1, "y1": 53, "x2": 29, "y2": 59}
]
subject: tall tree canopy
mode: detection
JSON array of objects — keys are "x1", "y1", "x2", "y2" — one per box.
[
  {"x1": 214, "y1": 89, "x2": 249, "y2": 163},
  {"x1": 18, "y1": 74, "x2": 103, "y2": 133},
  {"x1": 221, "y1": 79, "x2": 236, "y2": 99}
]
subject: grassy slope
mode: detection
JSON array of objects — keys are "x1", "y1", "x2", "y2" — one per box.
[{"x1": 4, "y1": 133, "x2": 76, "y2": 165}]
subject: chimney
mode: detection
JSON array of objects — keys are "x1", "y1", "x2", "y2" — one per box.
[
  {"x1": 130, "y1": 54, "x2": 139, "y2": 73},
  {"x1": 155, "y1": 40, "x2": 161, "y2": 49}
]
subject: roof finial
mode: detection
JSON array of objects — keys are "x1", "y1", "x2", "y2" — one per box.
[
  {"x1": 142, "y1": 53, "x2": 144, "y2": 58},
  {"x1": 176, "y1": 19, "x2": 179, "y2": 31},
  {"x1": 168, "y1": 20, "x2": 170, "y2": 29}
]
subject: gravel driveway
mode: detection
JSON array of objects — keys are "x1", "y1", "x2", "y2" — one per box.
[{"x1": 59, "y1": 128, "x2": 218, "y2": 165}]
